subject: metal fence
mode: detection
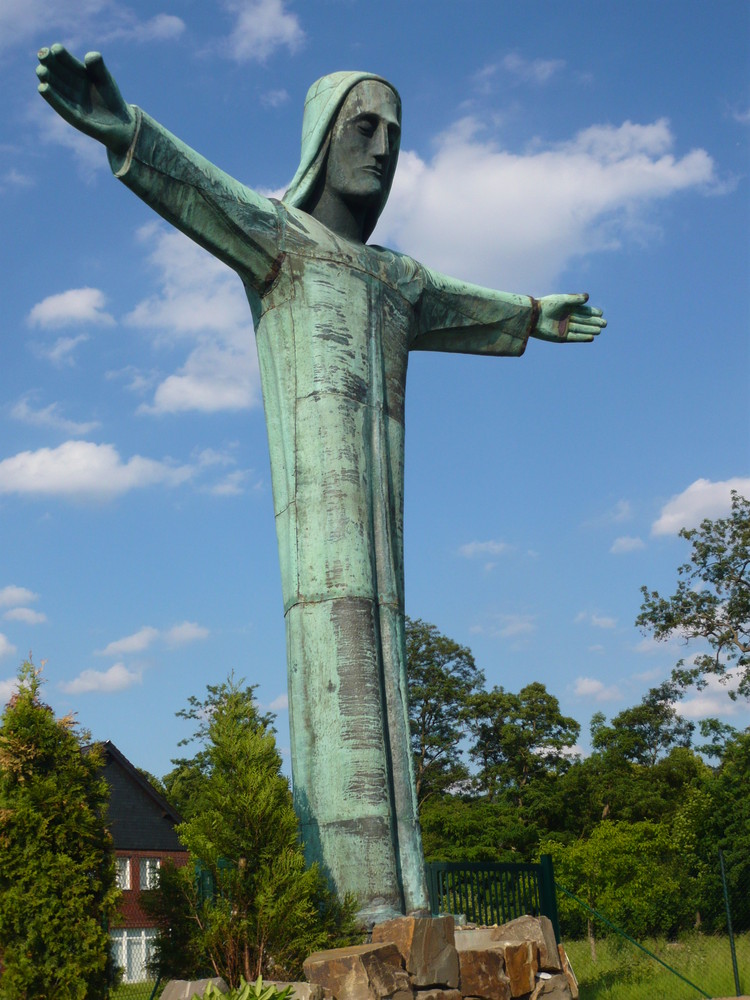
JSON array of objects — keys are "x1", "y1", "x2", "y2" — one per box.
[
  {"x1": 109, "y1": 928, "x2": 162, "y2": 1000},
  {"x1": 425, "y1": 855, "x2": 560, "y2": 940}
]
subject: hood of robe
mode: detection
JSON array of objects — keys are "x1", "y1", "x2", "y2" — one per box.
[{"x1": 282, "y1": 71, "x2": 401, "y2": 242}]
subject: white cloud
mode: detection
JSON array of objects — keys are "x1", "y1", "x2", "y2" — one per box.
[
  {"x1": 459, "y1": 539, "x2": 511, "y2": 558},
  {"x1": 0, "y1": 585, "x2": 38, "y2": 608},
  {"x1": 575, "y1": 611, "x2": 617, "y2": 629},
  {"x1": 208, "y1": 470, "x2": 253, "y2": 496},
  {"x1": 652, "y1": 477, "x2": 750, "y2": 536},
  {"x1": 99, "y1": 621, "x2": 209, "y2": 654},
  {"x1": 376, "y1": 118, "x2": 716, "y2": 291},
  {"x1": 3, "y1": 608, "x2": 47, "y2": 624},
  {"x1": 32, "y1": 334, "x2": 89, "y2": 367},
  {"x1": 0, "y1": 634, "x2": 18, "y2": 659},
  {"x1": 0, "y1": 677, "x2": 19, "y2": 702},
  {"x1": 2, "y1": 1, "x2": 182, "y2": 54},
  {"x1": 12, "y1": 396, "x2": 100, "y2": 436},
  {"x1": 502, "y1": 53, "x2": 566, "y2": 85},
  {"x1": 98, "y1": 627, "x2": 159, "y2": 657},
  {"x1": 592, "y1": 614, "x2": 617, "y2": 629},
  {"x1": 60, "y1": 663, "x2": 142, "y2": 694},
  {"x1": 223, "y1": 0, "x2": 304, "y2": 62},
  {"x1": 575, "y1": 676, "x2": 621, "y2": 701},
  {"x1": 494, "y1": 613, "x2": 536, "y2": 638},
  {"x1": 676, "y1": 670, "x2": 745, "y2": 719},
  {"x1": 610, "y1": 535, "x2": 646, "y2": 554},
  {"x1": 1, "y1": 168, "x2": 33, "y2": 190},
  {"x1": 105, "y1": 13, "x2": 185, "y2": 42},
  {"x1": 269, "y1": 693, "x2": 288, "y2": 711},
  {"x1": 0, "y1": 441, "x2": 193, "y2": 500},
  {"x1": 262, "y1": 88, "x2": 290, "y2": 108},
  {"x1": 28, "y1": 287, "x2": 114, "y2": 328},
  {"x1": 126, "y1": 224, "x2": 260, "y2": 414},
  {"x1": 164, "y1": 621, "x2": 209, "y2": 646}
]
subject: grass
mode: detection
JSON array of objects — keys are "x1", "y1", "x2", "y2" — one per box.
[
  {"x1": 111, "y1": 981, "x2": 162, "y2": 1000},
  {"x1": 564, "y1": 931, "x2": 749, "y2": 1000}
]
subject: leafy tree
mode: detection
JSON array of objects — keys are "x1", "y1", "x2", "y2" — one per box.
[
  {"x1": 0, "y1": 661, "x2": 119, "y2": 1000},
  {"x1": 590, "y1": 682, "x2": 694, "y2": 768},
  {"x1": 406, "y1": 618, "x2": 484, "y2": 802},
  {"x1": 637, "y1": 490, "x2": 750, "y2": 697},
  {"x1": 467, "y1": 682, "x2": 580, "y2": 810},
  {"x1": 148, "y1": 677, "x2": 361, "y2": 986},
  {"x1": 543, "y1": 819, "x2": 695, "y2": 943},
  {"x1": 163, "y1": 675, "x2": 274, "y2": 820},
  {"x1": 420, "y1": 794, "x2": 540, "y2": 861}
]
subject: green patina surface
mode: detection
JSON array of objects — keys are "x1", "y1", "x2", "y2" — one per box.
[{"x1": 36, "y1": 47, "x2": 606, "y2": 924}]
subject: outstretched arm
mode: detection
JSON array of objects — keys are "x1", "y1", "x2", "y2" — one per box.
[
  {"x1": 37, "y1": 45, "x2": 135, "y2": 155},
  {"x1": 412, "y1": 265, "x2": 606, "y2": 357}
]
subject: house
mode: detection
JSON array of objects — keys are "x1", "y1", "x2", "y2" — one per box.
[{"x1": 102, "y1": 741, "x2": 188, "y2": 984}]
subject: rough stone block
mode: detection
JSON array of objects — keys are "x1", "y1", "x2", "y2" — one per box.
[
  {"x1": 556, "y1": 946, "x2": 578, "y2": 1000},
  {"x1": 501, "y1": 941, "x2": 536, "y2": 998},
  {"x1": 529, "y1": 973, "x2": 573, "y2": 999},
  {"x1": 492, "y1": 917, "x2": 561, "y2": 973},
  {"x1": 414, "y1": 990, "x2": 462, "y2": 1000},
  {"x1": 267, "y1": 982, "x2": 324, "y2": 1000},
  {"x1": 304, "y1": 942, "x2": 410, "y2": 1000},
  {"x1": 456, "y1": 948, "x2": 510, "y2": 1000},
  {"x1": 160, "y1": 979, "x2": 228, "y2": 1000},
  {"x1": 453, "y1": 928, "x2": 502, "y2": 953},
  {"x1": 372, "y1": 915, "x2": 459, "y2": 988}
]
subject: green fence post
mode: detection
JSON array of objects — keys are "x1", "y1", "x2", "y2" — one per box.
[{"x1": 538, "y1": 855, "x2": 561, "y2": 944}]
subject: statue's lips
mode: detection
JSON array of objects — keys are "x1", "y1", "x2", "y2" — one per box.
[{"x1": 361, "y1": 165, "x2": 384, "y2": 177}]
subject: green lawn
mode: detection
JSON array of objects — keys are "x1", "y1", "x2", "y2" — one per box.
[
  {"x1": 564, "y1": 931, "x2": 749, "y2": 1000},
  {"x1": 110, "y1": 981, "x2": 162, "y2": 1000}
]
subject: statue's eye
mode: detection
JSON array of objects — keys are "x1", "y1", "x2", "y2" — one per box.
[{"x1": 357, "y1": 119, "x2": 376, "y2": 137}]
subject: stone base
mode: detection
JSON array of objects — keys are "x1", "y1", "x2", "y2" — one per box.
[
  {"x1": 160, "y1": 979, "x2": 228, "y2": 1000},
  {"x1": 303, "y1": 915, "x2": 576, "y2": 1000}
]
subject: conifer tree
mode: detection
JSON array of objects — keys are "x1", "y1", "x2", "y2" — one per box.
[{"x1": 0, "y1": 661, "x2": 119, "y2": 1000}]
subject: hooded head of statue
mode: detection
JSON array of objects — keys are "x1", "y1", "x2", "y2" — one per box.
[{"x1": 283, "y1": 71, "x2": 401, "y2": 243}]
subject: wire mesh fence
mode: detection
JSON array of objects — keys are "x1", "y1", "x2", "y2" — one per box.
[{"x1": 109, "y1": 928, "x2": 161, "y2": 1000}]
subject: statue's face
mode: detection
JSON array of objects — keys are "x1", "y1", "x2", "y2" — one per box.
[{"x1": 324, "y1": 81, "x2": 400, "y2": 206}]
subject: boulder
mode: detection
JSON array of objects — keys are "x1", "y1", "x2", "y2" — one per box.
[
  {"x1": 529, "y1": 973, "x2": 573, "y2": 999},
  {"x1": 266, "y1": 982, "x2": 325, "y2": 1000},
  {"x1": 556, "y1": 946, "x2": 578, "y2": 1000},
  {"x1": 492, "y1": 917, "x2": 561, "y2": 973},
  {"x1": 501, "y1": 942, "x2": 536, "y2": 998},
  {"x1": 372, "y1": 916, "x2": 459, "y2": 988},
  {"x1": 456, "y1": 947, "x2": 510, "y2": 1000},
  {"x1": 304, "y1": 942, "x2": 411, "y2": 1000}
]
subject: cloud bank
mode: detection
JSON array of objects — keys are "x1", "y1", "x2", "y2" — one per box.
[{"x1": 376, "y1": 117, "x2": 715, "y2": 291}]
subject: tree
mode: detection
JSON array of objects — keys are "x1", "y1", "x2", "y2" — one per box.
[
  {"x1": 148, "y1": 677, "x2": 360, "y2": 986},
  {"x1": 0, "y1": 661, "x2": 119, "y2": 999},
  {"x1": 467, "y1": 682, "x2": 580, "y2": 810},
  {"x1": 163, "y1": 675, "x2": 274, "y2": 820},
  {"x1": 406, "y1": 618, "x2": 484, "y2": 802},
  {"x1": 637, "y1": 490, "x2": 750, "y2": 697},
  {"x1": 542, "y1": 819, "x2": 696, "y2": 945},
  {"x1": 590, "y1": 682, "x2": 694, "y2": 769}
]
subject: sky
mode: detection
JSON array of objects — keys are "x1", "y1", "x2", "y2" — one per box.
[{"x1": 1, "y1": 0, "x2": 749, "y2": 779}]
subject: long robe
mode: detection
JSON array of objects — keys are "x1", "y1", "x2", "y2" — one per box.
[{"x1": 111, "y1": 108, "x2": 538, "y2": 921}]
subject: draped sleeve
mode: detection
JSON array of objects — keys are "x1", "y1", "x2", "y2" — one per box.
[
  {"x1": 108, "y1": 107, "x2": 281, "y2": 297},
  {"x1": 411, "y1": 261, "x2": 538, "y2": 358}
]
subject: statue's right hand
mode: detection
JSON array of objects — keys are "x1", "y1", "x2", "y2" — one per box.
[{"x1": 37, "y1": 45, "x2": 135, "y2": 156}]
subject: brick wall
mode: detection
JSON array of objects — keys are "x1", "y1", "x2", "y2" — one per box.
[{"x1": 115, "y1": 848, "x2": 189, "y2": 928}]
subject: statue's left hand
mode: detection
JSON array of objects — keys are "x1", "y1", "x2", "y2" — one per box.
[
  {"x1": 36, "y1": 44, "x2": 135, "y2": 156},
  {"x1": 534, "y1": 293, "x2": 607, "y2": 343}
]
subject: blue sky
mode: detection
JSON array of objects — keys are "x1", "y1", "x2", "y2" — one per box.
[{"x1": 1, "y1": 0, "x2": 748, "y2": 778}]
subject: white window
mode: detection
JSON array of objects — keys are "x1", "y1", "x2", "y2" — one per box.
[
  {"x1": 140, "y1": 857, "x2": 161, "y2": 890},
  {"x1": 115, "y1": 856, "x2": 130, "y2": 890},
  {"x1": 110, "y1": 928, "x2": 158, "y2": 983}
]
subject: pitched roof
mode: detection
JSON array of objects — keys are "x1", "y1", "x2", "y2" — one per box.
[{"x1": 102, "y1": 740, "x2": 185, "y2": 852}]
